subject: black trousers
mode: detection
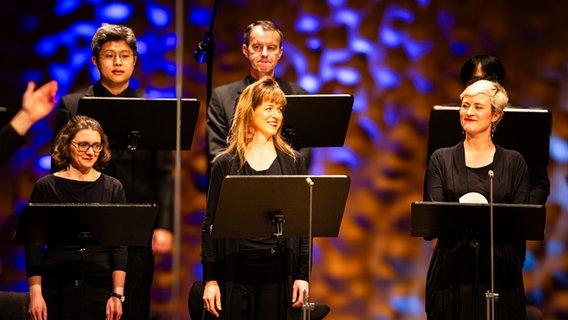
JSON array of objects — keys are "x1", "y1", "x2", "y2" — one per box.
[
  {"x1": 229, "y1": 253, "x2": 288, "y2": 320},
  {"x1": 43, "y1": 282, "x2": 109, "y2": 320}
]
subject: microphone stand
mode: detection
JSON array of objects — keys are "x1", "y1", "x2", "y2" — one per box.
[
  {"x1": 193, "y1": 0, "x2": 219, "y2": 107},
  {"x1": 302, "y1": 177, "x2": 315, "y2": 320},
  {"x1": 485, "y1": 170, "x2": 499, "y2": 319}
]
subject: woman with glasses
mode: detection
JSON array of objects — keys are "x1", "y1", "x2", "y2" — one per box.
[{"x1": 25, "y1": 115, "x2": 127, "y2": 320}]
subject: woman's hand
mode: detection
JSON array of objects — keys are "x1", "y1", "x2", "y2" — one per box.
[
  {"x1": 28, "y1": 292, "x2": 47, "y2": 320},
  {"x1": 106, "y1": 296, "x2": 123, "y2": 320},
  {"x1": 203, "y1": 280, "x2": 222, "y2": 317},
  {"x1": 28, "y1": 276, "x2": 47, "y2": 320},
  {"x1": 291, "y1": 279, "x2": 309, "y2": 308}
]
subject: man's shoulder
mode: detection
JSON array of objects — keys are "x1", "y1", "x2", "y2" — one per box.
[
  {"x1": 213, "y1": 79, "x2": 247, "y2": 93},
  {"x1": 275, "y1": 78, "x2": 307, "y2": 95},
  {"x1": 61, "y1": 86, "x2": 95, "y2": 106}
]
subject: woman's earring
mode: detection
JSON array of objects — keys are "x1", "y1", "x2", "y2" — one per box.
[{"x1": 491, "y1": 122, "x2": 496, "y2": 137}]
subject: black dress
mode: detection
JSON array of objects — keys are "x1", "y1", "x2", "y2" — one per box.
[
  {"x1": 25, "y1": 173, "x2": 127, "y2": 320},
  {"x1": 423, "y1": 142, "x2": 530, "y2": 320}
]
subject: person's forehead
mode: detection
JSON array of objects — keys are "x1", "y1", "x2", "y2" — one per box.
[
  {"x1": 462, "y1": 93, "x2": 490, "y2": 103},
  {"x1": 74, "y1": 129, "x2": 101, "y2": 141},
  {"x1": 100, "y1": 40, "x2": 131, "y2": 51},
  {"x1": 249, "y1": 27, "x2": 281, "y2": 42}
]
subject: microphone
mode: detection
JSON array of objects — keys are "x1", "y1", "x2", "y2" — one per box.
[
  {"x1": 306, "y1": 177, "x2": 314, "y2": 186},
  {"x1": 488, "y1": 170, "x2": 494, "y2": 179}
]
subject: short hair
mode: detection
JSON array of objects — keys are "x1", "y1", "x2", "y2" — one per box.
[
  {"x1": 52, "y1": 115, "x2": 111, "y2": 170},
  {"x1": 91, "y1": 23, "x2": 138, "y2": 57},
  {"x1": 216, "y1": 77, "x2": 295, "y2": 166},
  {"x1": 460, "y1": 54, "x2": 506, "y2": 86},
  {"x1": 243, "y1": 20, "x2": 284, "y2": 46},
  {"x1": 460, "y1": 79, "x2": 509, "y2": 125}
]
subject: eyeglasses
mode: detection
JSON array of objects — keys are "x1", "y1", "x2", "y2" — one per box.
[
  {"x1": 71, "y1": 141, "x2": 103, "y2": 152},
  {"x1": 249, "y1": 43, "x2": 280, "y2": 54},
  {"x1": 99, "y1": 50, "x2": 135, "y2": 62}
]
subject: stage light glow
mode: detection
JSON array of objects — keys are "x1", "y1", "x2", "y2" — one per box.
[
  {"x1": 296, "y1": 14, "x2": 320, "y2": 34},
  {"x1": 146, "y1": 4, "x2": 171, "y2": 28},
  {"x1": 189, "y1": 7, "x2": 211, "y2": 27},
  {"x1": 98, "y1": 2, "x2": 133, "y2": 22}
]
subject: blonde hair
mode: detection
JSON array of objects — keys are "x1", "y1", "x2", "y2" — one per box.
[
  {"x1": 214, "y1": 78, "x2": 296, "y2": 166},
  {"x1": 460, "y1": 79, "x2": 509, "y2": 125}
]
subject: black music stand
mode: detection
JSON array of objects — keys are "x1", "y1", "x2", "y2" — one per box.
[
  {"x1": 211, "y1": 175, "x2": 350, "y2": 319},
  {"x1": 211, "y1": 175, "x2": 350, "y2": 238},
  {"x1": 283, "y1": 94, "x2": 354, "y2": 149},
  {"x1": 77, "y1": 97, "x2": 200, "y2": 151},
  {"x1": 426, "y1": 105, "x2": 551, "y2": 167},
  {"x1": 15, "y1": 203, "x2": 159, "y2": 246},
  {"x1": 411, "y1": 201, "x2": 546, "y2": 319},
  {"x1": 410, "y1": 201, "x2": 546, "y2": 241},
  {"x1": 14, "y1": 203, "x2": 159, "y2": 320}
]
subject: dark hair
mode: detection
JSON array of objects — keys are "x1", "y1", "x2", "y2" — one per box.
[
  {"x1": 243, "y1": 20, "x2": 283, "y2": 46},
  {"x1": 460, "y1": 54, "x2": 506, "y2": 86},
  {"x1": 52, "y1": 115, "x2": 111, "y2": 170},
  {"x1": 91, "y1": 23, "x2": 138, "y2": 57}
]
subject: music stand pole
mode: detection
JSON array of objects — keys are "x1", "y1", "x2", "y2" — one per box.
[
  {"x1": 302, "y1": 177, "x2": 315, "y2": 320},
  {"x1": 485, "y1": 170, "x2": 499, "y2": 319}
]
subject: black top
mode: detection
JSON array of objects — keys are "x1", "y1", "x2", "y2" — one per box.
[
  {"x1": 238, "y1": 159, "x2": 281, "y2": 253},
  {"x1": 24, "y1": 173, "x2": 127, "y2": 279},
  {"x1": 465, "y1": 164, "x2": 491, "y2": 197}
]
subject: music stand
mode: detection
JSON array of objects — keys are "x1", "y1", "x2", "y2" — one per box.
[
  {"x1": 426, "y1": 105, "x2": 551, "y2": 167},
  {"x1": 211, "y1": 175, "x2": 350, "y2": 238},
  {"x1": 410, "y1": 201, "x2": 546, "y2": 241},
  {"x1": 77, "y1": 97, "x2": 200, "y2": 151},
  {"x1": 283, "y1": 94, "x2": 354, "y2": 149},
  {"x1": 411, "y1": 201, "x2": 546, "y2": 319},
  {"x1": 15, "y1": 203, "x2": 159, "y2": 246},
  {"x1": 211, "y1": 175, "x2": 350, "y2": 319},
  {"x1": 14, "y1": 203, "x2": 159, "y2": 320}
]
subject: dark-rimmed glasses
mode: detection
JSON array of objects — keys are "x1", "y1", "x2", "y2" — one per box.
[{"x1": 70, "y1": 141, "x2": 103, "y2": 152}]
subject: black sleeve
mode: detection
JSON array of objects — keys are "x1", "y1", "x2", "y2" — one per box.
[
  {"x1": 109, "y1": 178, "x2": 128, "y2": 271},
  {"x1": 25, "y1": 179, "x2": 52, "y2": 278},
  {"x1": 201, "y1": 156, "x2": 229, "y2": 282},
  {"x1": 528, "y1": 165, "x2": 550, "y2": 205},
  {"x1": 153, "y1": 151, "x2": 174, "y2": 230},
  {"x1": 293, "y1": 151, "x2": 310, "y2": 280},
  {"x1": 424, "y1": 150, "x2": 448, "y2": 202},
  {"x1": 207, "y1": 89, "x2": 230, "y2": 162},
  {"x1": 0, "y1": 124, "x2": 26, "y2": 164}
]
